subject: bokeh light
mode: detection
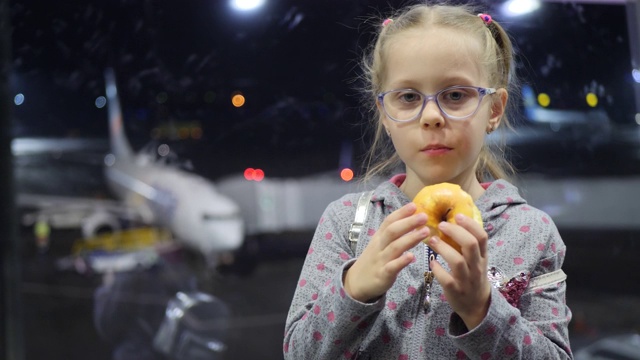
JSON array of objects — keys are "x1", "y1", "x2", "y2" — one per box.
[
  {"x1": 254, "y1": 169, "x2": 264, "y2": 182},
  {"x1": 14, "y1": 93, "x2": 24, "y2": 105},
  {"x1": 232, "y1": 93, "x2": 246, "y2": 107},
  {"x1": 244, "y1": 168, "x2": 265, "y2": 181},
  {"x1": 230, "y1": 0, "x2": 265, "y2": 11},
  {"x1": 537, "y1": 93, "x2": 550, "y2": 107},
  {"x1": 586, "y1": 93, "x2": 598, "y2": 107},
  {"x1": 157, "y1": 144, "x2": 170, "y2": 157},
  {"x1": 95, "y1": 96, "x2": 107, "y2": 108},
  {"x1": 340, "y1": 168, "x2": 354, "y2": 182}
]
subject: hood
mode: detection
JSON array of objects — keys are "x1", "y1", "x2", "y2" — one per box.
[{"x1": 476, "y1": 179, "x2": 527, "y2": 221}]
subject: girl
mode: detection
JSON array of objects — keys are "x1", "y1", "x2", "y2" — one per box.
[{"x1": 284, "y1": 3, "x2": 572, "y2": 359}]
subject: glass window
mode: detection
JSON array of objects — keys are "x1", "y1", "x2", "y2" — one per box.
[{"x1": 5, "y1": 1, "x2": 640, "y2": 359}]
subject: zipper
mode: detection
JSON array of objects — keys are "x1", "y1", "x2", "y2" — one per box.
[
  {"x1": 410, "y1": 244, "x2": 435, "y2": 358},
  {"x1": 422, "y1": 245, "x2": 436, "y2": 313}
]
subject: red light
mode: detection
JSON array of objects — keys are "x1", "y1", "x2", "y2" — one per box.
[
  {"x1": 244, "y1": 168, "x2": 255, "y2": 180},
  {"x1": 244, "y1": 167, "x2": 265, "y2": 181},
  {"x1": 254, "y1": 169, "x2": 264, "y2": 182},
  {"x1": 340, "y1": 168, "x2": 354, "y2": 182}
]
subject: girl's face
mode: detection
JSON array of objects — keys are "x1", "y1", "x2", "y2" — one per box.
[{"x1": 378, "y1": 26, "x2": 506, "y2": 195}]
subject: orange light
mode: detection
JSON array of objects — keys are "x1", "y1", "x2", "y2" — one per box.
[
  {"x1": 231, "y1": 94, "x2": 246, "y2": 107},
  {"x1": 340, "y1": 168, "x2": 354, "y2": 182}
]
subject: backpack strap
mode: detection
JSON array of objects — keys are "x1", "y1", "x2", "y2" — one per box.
[{"x1": 348, "y1": 190, "x2": 374, "y2": 255}]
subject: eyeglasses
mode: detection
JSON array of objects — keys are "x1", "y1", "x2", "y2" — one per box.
[{"x1": 377, "y1": 86, "x2": 496, "y2": 122}]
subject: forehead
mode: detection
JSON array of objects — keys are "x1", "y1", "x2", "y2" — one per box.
[{"x1": 383, "y1": 26, "x2": 486, "y2": 89}]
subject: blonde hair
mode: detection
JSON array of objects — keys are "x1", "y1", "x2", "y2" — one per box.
[{"x1": 360, "y1": 3, "x2": 519, "y2": 184}]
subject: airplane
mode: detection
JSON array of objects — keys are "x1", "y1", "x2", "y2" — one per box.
[
  {"x1": 100, "y1": 68, "x2": 245, "y2": 258},
  {"x1": 17, "y1": 69, "x2": 246, "y2": 268}
]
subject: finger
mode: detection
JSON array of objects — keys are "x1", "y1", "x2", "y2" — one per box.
[
  {"x1": 427, "y1": 235, "x2": 468, "y2": 278},
  {"x1": 384, "y1": 226, "x2": 430, "y2": 259},
  {"x1": 380, "y1": 203, "x2": 419, "y2": 228},
  {"x1": 384, "y1": 251, "x2": 416, "y2": 276},
  {"x1": 380, "y1": 207, "x2": 428, "y2": 247},
  {"x1": 437, "y1": 220, "x2": 483, "y2": 268},
  {"x1": 429, "y1": 257, "x2": 455, "y2": 289},
  {"x1": 454, "y1": 214, "x2": 489, "y2": 259}
]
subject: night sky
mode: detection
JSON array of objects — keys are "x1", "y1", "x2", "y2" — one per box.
[{"x1": 8, "y1": 0, "x2": 636, "y2": 178}]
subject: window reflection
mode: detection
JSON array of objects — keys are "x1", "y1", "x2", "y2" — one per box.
[{"x1": 8, "y1": 1, "x2": 640, "y2": 359}]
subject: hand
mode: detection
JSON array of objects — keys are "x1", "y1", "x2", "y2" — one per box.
[
  {"x1": 427, "y1": 214, "x2": 491, "y2": 330},
  {"x1": 344, "y1": 203, "x2": 429, "y2": 302}
]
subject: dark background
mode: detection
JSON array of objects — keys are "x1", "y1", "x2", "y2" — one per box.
[{"x1": 9, "y1": 0, "x2": 637, "y2": 178}]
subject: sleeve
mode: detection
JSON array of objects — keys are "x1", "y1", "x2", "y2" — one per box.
[
  {"x1": 447, "y1": 218, "x2": 573, "y2": 359},
  {"x1": 283, "y1": 198, "x2": 386, "y2": 359}
]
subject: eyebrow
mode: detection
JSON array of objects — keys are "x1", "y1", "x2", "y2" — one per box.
[{"x1": 387, "y1": 75, "x2": 478, "y2": 91}]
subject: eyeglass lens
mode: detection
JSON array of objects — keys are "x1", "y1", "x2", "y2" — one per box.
[{"x1": 382, "y1": 87, "x2": 483, "y2": 121}]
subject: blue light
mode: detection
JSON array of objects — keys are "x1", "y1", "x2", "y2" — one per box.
[
  {"x1": 14, "y1": 93, "x2": 24, "y2": 105},
  {"x1": 230, "y1": 0, "x2": 265, "y2": 12},
  {"x1": 95, "y1": 96, "x2": 107, "y2": 108},
  {"x1": 632, "y1": 69, "x2": 640, "y2": 83},
  {"x1": 501, "y1": 0, "x2": 540, "y2": 17}
]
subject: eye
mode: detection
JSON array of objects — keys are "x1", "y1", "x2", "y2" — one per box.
[
  {"x1": 441, "y1": 89, "x2": 468, "y2": 102},
  {"x1": 448, "y1": 91, "x2": 464, "y2": 101},
  {"x1": 397, "y1": 91, "x2": 422, "y2": 103}
]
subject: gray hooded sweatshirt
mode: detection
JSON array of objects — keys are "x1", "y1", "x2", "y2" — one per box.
[{"x1": 284, "y1": 177, "x2": 572, "y2": 359}]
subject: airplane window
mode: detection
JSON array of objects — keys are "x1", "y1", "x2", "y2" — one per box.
[{"x1": 6, "y1": 1, "x2": 640, "y2": 360}]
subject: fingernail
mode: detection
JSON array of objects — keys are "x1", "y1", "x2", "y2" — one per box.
[
  {"x1": 455, "y1": 214, "x2": 465, "y2": 222},
  {"x1": 429, "y1": 236, "x2": 438, "y2": 246},
  {"x1": 438, "y1": 221, "x2": 448, "y2": 230}
]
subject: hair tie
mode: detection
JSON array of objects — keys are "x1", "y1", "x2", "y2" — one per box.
[
  {"x1": 477, "y1": 13, "x2": 492, "y2": 25},
  {"x1": 382, "y1": 18, "x2": 394, "y2": 27}
]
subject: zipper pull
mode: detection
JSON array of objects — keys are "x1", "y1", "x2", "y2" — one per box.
[{"x1": 423, "y1": 270, "x2": 434, "y2": 312}]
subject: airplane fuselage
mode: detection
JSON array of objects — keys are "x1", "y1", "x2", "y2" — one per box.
[{"x1": 105, "y1": 153, "x2": 244, "y2": 255}]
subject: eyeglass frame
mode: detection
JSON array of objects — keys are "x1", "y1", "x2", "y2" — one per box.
[{"x1": 377, "y1": 85, "x2": 497, "y2": 123}]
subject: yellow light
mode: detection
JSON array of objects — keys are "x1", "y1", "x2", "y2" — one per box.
[
  {"x1": 232, "y1": 94, "x2": 246, "y2": 107},
  {"x1": 537, "y1": 93, "x2": 550, "y2": 107},
  {"x1": 586, "y1": 93, "x2": 598, "y2": 107}
]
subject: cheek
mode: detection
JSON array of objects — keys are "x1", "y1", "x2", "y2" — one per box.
[{"x1": 456, "y1": 124, "x2": 486, "y2": 153}]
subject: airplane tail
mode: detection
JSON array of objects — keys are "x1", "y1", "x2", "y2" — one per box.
[{"x1": 104, "y1": 68, "x2": 134, "y2": 159}]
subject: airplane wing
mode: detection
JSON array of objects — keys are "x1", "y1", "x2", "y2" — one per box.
[{"x1": 17, "y1": 193, "x2": 148, "y2": 236}]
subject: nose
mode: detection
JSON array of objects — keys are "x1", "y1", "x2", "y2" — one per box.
[{"x1": 419, "y1": 99, "x2": 445, "y2": 128}]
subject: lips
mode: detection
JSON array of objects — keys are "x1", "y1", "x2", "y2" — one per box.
[
  {"x1": 421, "y1": 144, "x2": 451, "y2": 151},
  {"x1": 421, "y1": 144, "x2": 452, "y2": 155}
]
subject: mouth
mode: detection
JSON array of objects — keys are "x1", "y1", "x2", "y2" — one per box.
[
  {"x1": 421, "y1": 144, "x2": 452, "y2": 151},
  {"x1": 421, "y1": 144, "x2": 452, "y2": 155}
]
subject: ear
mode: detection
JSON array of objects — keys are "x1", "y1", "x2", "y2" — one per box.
[{"x1": 488, "y1": 88, "x2": 508, "y2": 131}]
